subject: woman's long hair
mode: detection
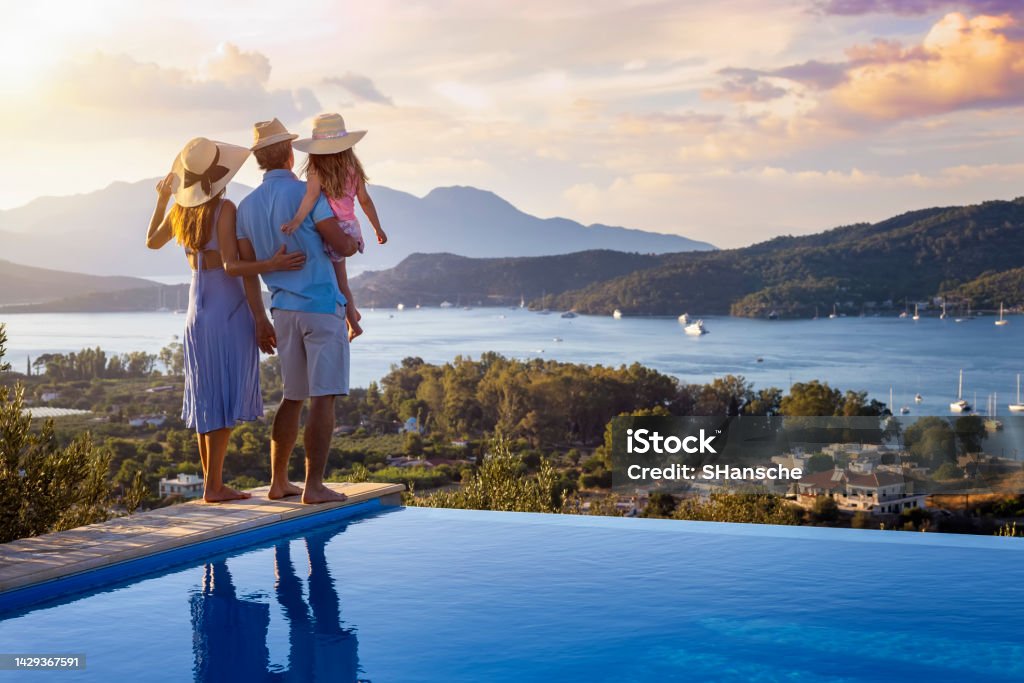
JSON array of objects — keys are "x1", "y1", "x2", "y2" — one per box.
[
  {"x1": 168, "y1": 191, "x2": 224, "y2": 251},
  {"x1": 303, "y1": 149, "x2": 367, "y2": 199}
]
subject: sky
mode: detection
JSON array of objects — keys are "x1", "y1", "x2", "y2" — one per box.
[{"x1": 2, "y1": 0, "x2": 1024, "y2": 247}]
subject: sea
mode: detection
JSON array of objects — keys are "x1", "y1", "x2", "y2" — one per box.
[{"x1": 4, "y1": 307, "x2": 1024, "y2": 417}]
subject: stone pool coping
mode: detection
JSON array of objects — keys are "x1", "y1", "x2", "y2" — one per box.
[{"x1": 0, "y1": 482, "x2": 404, "y2": 595}]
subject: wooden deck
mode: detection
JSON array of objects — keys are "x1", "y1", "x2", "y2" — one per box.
[{"x1": 0, "y1": 482, "x2": 404, "y2": 594}]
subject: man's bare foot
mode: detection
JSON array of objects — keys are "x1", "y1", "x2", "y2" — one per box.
[
  {"x1": 301, "y1": 484, "x2": 348, "y2": 505},
  {"x1": 268, "y1": 482, "x2": 303, "y2": 500},
  {"x1": 204, "y1": 485, "x2": 252, "y2": 503}
]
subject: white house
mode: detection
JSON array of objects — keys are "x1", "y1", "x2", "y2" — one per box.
[
  {"x1": 797, "y1": 467, "x2": 926, "y2": 515},
  {"x1": 159, "y1": 473, "x2": 203, "y2": 499}
]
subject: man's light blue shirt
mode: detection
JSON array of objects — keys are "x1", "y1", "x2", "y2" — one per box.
[{"x1": 236, "y1": 169, "x2": 345, "y2": 314}]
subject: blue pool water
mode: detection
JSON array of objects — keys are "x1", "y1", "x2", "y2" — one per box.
[{"x1": 1, "y1": 507, "x2": 1023, "y2": 682}]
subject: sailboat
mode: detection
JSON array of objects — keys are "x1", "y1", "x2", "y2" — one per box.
[
  {"x1": 950, "y1": 369, "x2": 971, "y2": 413},
  {"x1": 828, "y1": 304, "x2": 838, "y2": 319},
  {"x1": 940, "y1": 300, "x2": 947, "y2": 320},
  {"x1": 1008, "y1": 374, "x2": 1024, "y2": 413},
  {"x1": 912, "y1": 303, "x2": 920, "y2": 321},
  {"x1": 996, "y1": 302, "x2": 1009, "y2": 326},
  {"x1": 986, "y1": 393, "x2": 1004, "y2": 431},
  {"x1": 612, "y1": 309, "x2": 623, "y2": 319}
]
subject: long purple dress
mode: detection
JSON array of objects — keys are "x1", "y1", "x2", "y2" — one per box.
[{"x1": 181, "y1": 200, "x2": 263, "y2": 433}]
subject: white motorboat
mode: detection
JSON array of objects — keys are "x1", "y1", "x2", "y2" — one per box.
[
  {"x1": 677, "y1": 313, "x2": 689, "y2": 324},
  {"x1": 684, "y1": 320, "x2": 708, "y2": 336},
  {"x1": 440, "y1": 301, "x2": 454, "y2": 308},
  {"x1": 396, "y1": 303, "x2": 405, "y2": 311},
  {"x1": 612, "y1": 309, "x2": 623, "y2": 319},
  {"x1": 950, "y1": 369, "x2": 972, "y2": 413},
  {"x1": 914, "y1": 393, "x2": 923, "y2": 403},
  {"x1": 1008, "y1": 374, "x2": 1024, "y2": 413}
]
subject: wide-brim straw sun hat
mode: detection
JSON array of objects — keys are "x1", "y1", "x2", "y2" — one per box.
[
  {"x1": 170, "y1": 137, "x2": 250, "y2": 208},
  {"x1": 250, "y1": 118, "x2": 298, "y2": 151},
  {"x1": 293, "y1": 113, "x2": 366, "y2": 155}
]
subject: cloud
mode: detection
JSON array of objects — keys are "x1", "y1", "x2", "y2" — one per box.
[
  {"x1": 704, "y1": 68, "x2": 790, "y2": 102},
  {"x1": 323, "y1": 72, "x2": 394, "y2": 105},
  {"x1": 707, "y1": 12, "x2": 1024, "y2": 124},
  {"x1": 202, "y1": 43, "x2": 271, "y2": 87},
  {"x1": 47, "y1": 43, "x2": 319, "y2": 128},
  {"x1": 829, "y1": 12, "x2": 1024, "y2": 121},
  {"x1": 815, "y1": 1, "x2": 1023, "y2": 16}
]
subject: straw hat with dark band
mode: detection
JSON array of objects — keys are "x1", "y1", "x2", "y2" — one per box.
[
  {"x1": 170, "y1": 137, "x2": 249, "y2": 208},
  {"x1": 293, "y1": 113, "x2": 366, "y2": 155},
  {"x1": 251, "y1": 118, "x2": 298, "y2": 151}
]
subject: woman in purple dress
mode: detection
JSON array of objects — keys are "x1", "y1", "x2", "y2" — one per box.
[{"x1": 146, "y1": 137, "x2": 305, "y2": 502}]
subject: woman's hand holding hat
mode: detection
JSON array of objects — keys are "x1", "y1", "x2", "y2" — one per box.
[{"x1": 156, "y1": 172, "x2": 179, "y2": 201}]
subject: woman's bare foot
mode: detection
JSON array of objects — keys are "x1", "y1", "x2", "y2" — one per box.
[
  {"x1": 301, "y1": 484, "x2": 348, "y2": 505},
  {"x1": 204, "y1": 485, "x2": 252, "y2": 503},
  {"x1": 268, "y1": 482, "x2": 303, "y2": 500}
]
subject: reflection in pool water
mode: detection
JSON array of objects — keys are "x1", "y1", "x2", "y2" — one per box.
[{"x1": 190, "y1": 532, "x2": 360, "y2": 681}]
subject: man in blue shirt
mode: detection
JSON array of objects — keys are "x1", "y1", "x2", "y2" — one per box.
[{"x1": 236, "y1": 118, "x2": 358, "y2": 505}]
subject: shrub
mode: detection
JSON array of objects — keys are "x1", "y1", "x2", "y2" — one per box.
[
  {"x1": 674, "y1": 493, "x2": 802, "y2": 526},
  {"x1": 412, "y1": 441, "x2": 564, "y2": 513}
]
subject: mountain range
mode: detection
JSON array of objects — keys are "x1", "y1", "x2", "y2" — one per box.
[
  {"x1": 0, "y1": 178, "x2": 712, "y2": 278},
  {"x1": 351, "y1": 197, "x2": 1024, "y2": 317}
]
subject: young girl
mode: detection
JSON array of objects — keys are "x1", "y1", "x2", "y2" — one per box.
[{"x1": 286, "y1": 113, "x2": 387, "y2": 341}]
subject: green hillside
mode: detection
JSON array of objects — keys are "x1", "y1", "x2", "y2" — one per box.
[
  {"x1": 352, "y1": 250, "x2": 668, "y2": 308},
  {"x1": 544, "y1": 198, "x2": 1024, "y2": 317}
]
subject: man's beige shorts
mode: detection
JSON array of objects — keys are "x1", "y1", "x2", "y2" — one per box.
[{"x1": 272, "y1": 305, "x2": 350, "y2": 399}]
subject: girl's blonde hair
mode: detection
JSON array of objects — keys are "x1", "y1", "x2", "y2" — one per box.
[
  {"x1": 168, "y1": 192, "x2": 223, "y2": 251},
  {"x1": 303, "y1": 149, "x2": 367, "y2": 199}
]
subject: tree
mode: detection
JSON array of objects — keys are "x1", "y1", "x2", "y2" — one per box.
[
  {"x1": 642, "y1": 492, "x2": 677, "y2": 518},
  {"x1": 780, "y1": 381, "x2": 843, "y2": 416},
  {"x1": 804, "y1": 453, "x2": 835, "y2": 474},
  {"x1": 158, "y1": 342, "x2": 185, "y2": 376},
  {"x1": 0, "y1": 327, "x2": 117, "y2": 541},
  {"x1": 811, "y1": 496, "x2": 839, "y2": 523}
]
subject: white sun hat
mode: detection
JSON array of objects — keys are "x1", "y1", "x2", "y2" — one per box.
[{"x1": 293, "y1": 113, "x2": 367, "y2": 155}]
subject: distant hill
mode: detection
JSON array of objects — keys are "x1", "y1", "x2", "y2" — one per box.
[
  {"x1": 544, "y1": 198, "x2": 1024, "y2": 317},
  {"x1": 350, "y1": 197, "x2": 1024, "y2": 318},
  {"x1": 351, "y1": 251, "x2": 668, "y2": 307},
  {"x1": 0, "y1": 260, "x2": 156, "y2": 306},
  {"x1": 0, "y1": 179, "x2": 712, "y2": 278}
]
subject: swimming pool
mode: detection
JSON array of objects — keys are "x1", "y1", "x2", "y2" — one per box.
[{"x1": 1, "y1": 506, "x2": 1022, "y2": 682}]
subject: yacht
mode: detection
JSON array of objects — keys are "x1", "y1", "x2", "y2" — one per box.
[
  {"x1": 612, "y1": 309, "x2": 623, "y2": 319},
  {"x1": 914, "y1": 393, "x2": 923, "y2": 403},
  {"x1": 440, "y1": 301, "x2": 454, "y2": 308},
  {"x1": 996, "y1": 302, "x2": 1009, "y2": 326},
  {"x1": 684, "y1": 319, "x2": 708, "y2": 336},
  {"x1": 396, "y1": 303, "x2": 405, "y2": 311},
  {"x1": 1008, "y1": 374, "x2": 1024, "y2": 413},
  {"x1": 677, "y1": 313, "x2": 690, "y2": 324},
  {"x1": 950, "y1": 369, "x2": 972, "y2": 413}
]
